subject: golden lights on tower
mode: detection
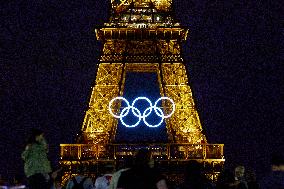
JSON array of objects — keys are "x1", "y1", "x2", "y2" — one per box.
[{"x1": 59, "y1": 0, "x2": 225, "y2": 183}]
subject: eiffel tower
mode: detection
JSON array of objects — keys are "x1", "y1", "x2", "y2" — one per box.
[{"x1": 60, "y1": 0, "x2": 224, "y2": 184}]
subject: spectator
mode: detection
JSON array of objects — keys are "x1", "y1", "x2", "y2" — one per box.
[
  {"x1": 95, "y1": 164, "x2": 114, "y2": 189},
  {"x1": 66, "y1": 175, "x2": 94, "y2": 189},
  {"x1": 50, "y1": 168, "x2": 63, "y2": 189},
  {"x1": 66, "y1": 166, "x2": 95, "y2": 189},
  {"x1": 234, "y1": 165, "x2": 248, "y2": 189},
  {"x1": 109, "y1": 156, "x2": 133, "y2": 189},
  {"x1": 245, "y1": 168, "x2": 260, "y2": 189},
  {"x1": 21, "y1": 128, "x2": 52, "y2": 189},
  {"x1": 260, "y1": 152, "x2": 284, "y2": 189},
  {"x1": 216, "y1": 169, "x2": 236, "y2": 189},
  {"x1": 117, "y1": 149, "x2": 168, "y2": 189},
  {"x1": 178, "y1": 160, "x2": 214, "y2": 189}
]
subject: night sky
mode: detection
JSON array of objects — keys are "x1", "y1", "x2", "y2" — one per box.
[{"x1": 0, "y1": 0, "x2": 283, "y2": 181}]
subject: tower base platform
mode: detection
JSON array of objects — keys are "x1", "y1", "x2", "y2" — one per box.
[{"x1": 59, "y1": 143, "x2": 224, "y2": 185}]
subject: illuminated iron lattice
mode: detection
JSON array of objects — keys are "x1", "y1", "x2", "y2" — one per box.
[
  {"x1": 60, "y1": 0, "x2": 224, "y2": 185},
  {"x1": 82, "y1": 62, "x2": 207, "y2": 143}
]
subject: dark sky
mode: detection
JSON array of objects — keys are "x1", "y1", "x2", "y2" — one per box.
[{"x1": 0, "y1": 0, "x2": 283, "y2": 181}]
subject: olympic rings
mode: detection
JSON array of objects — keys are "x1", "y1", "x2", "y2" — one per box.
[{"x1": 109, "y1": 97, "x2": 175, "y2": 128}]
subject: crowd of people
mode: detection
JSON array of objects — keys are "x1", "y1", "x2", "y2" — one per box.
[{"x1": 1, "y1": 128, "x2": 283, "y2": 189}]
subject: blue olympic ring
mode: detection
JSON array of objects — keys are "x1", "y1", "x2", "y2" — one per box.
[{"x1": 108, "y1": 97, "x2": 175, "y2": 128}]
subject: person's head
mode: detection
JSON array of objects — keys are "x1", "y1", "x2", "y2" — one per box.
[
  {"x1": 271, "y1": 152, "x2": 284, "y2": 171},
  {"x1": 245, "y1": 168, "x2": 257, "y2": 182},
  {"x1": 27, "y1": 128, "x2": 44, "y2": 144},
  {"x1": 184, "y1": 160, "x2": 202, "y2": 179},
  {"x1": 104, "y1": 164, "x2": 114, "y2": 174},
  {"x1": 234, "y1": 165, "x2": 245, "y2": 180},
  {"x1": 216, "y1": 169, "x2": 235, "y2": 186},
  {"x1": 134, "y1": 148, "x2": 152, "y2": 168},
  {"x1": 123, "y1": 155, "x2": 134, "y2": 168}
]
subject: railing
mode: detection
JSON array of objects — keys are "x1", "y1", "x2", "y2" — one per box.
[
  {"x1": 97, "y1": 28, "x2": 187, "y2": 41},
  {"x1": 60, "y1": 143, "x2": 224, "y2": 161}
]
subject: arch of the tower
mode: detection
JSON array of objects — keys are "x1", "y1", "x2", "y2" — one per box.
[{"x1": 81, "y1": 60, "x2": 207, "y2": 145}]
